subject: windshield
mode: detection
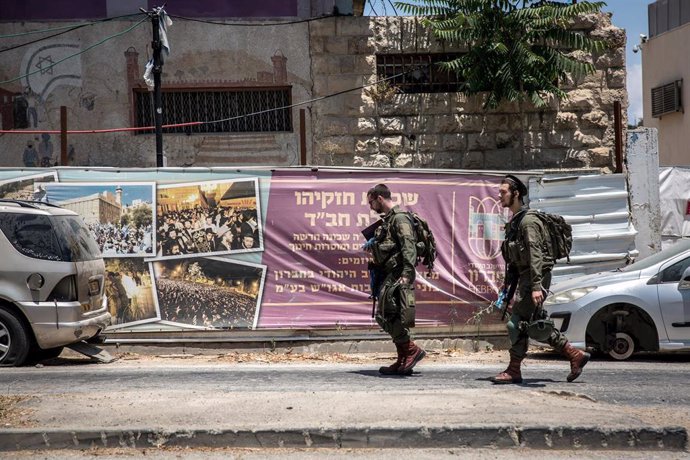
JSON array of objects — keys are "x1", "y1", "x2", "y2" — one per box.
[
  {"x1": 620, "y1": 239, "x2": 690, "y2": 272},
  {"x1": 0, "y1": 213, "x2": 102, "y2": 262}
]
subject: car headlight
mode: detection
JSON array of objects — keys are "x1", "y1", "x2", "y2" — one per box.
[{"x1": 544, "y1": 286, "x2": 597, "y2": 305}]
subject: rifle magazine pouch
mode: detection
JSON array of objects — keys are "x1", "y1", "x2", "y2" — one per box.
[{"x1": 399, "y1": 284, "x2": 416, "y2": 328}]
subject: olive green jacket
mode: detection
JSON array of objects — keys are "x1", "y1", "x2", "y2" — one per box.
[
  {"x1": 502, "y1": 207, "x2": 554, "y2": 292},
  {"x1": 371, "y1": 205, "x2": 417, "y2": 281}
]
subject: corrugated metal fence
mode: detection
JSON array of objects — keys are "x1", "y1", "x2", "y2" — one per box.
[{"x1": 529, "y1": 174, "x2": 638, "y2": 283}]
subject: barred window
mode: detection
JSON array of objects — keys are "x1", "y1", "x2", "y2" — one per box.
[
  {"x1": 133, "y1": 87, "x2": 292, "y2": 134},
  {"x1": 376, "y1": 54, "x2": 464, "y2": 93},
  {"x1": 651, "y1": 80, "x2": 683, "y2": 118}
]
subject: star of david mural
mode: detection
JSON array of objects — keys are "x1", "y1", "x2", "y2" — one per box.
[{"x1": 35, "y1": 55, "x2": 55, "y2": 75}]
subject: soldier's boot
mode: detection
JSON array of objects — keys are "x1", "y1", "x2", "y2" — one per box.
[
  {"x1": 492, "y1": 354, "x2": 523, "y2": 384},
  {"x1": 562, "y1": 342, "x2": 590, "y2": 382},
  {"x1": 397, "y1": 340, "x2": 426, "y2": 375},
  {"x1": 379, "y1": 342, "x2": 405, "y2": 375}
]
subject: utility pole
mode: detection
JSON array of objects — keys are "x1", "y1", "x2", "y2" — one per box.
[{"x1": 143, "y1": 7, "x2": 165, "y2": 167}]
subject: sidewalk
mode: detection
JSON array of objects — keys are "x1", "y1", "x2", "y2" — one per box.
[{"x1": 0, "y1": 342, "x2": 688, "y2": 453}]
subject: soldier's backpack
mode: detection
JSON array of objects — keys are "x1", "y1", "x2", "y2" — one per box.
[
  {"x1": 406, "y1": 211, "x2": 437, "y2": 273},
  {"x1": 528, "y1": 210, "x2": 573, "y2": 263}
]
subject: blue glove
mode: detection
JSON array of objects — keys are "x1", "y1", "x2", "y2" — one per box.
[
  {"x1": 493, "y1": 288, "x2": 508, "y2": 311},
  {"x1": 362, "y1": 237, "x2": 376, "y2": 250}
]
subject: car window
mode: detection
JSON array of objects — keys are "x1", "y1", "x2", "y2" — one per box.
[
  {"x1": 51, "y1": 216, "x2": 102, "y2": 262},
  {"x1": 660, "y1": 257, "x2": 690, "y2": 283},
  {"x1": 0, "y1": 213, "x2": 64, "y2": 261}
]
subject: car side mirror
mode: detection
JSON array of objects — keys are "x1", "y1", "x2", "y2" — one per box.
[{"x1": 679, "y1": 267, "x2": 690, "y2": 290}]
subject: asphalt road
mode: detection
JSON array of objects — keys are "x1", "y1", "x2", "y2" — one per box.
[
  {"x1": 1, "y1": 353, "x2": 689, "y2": 454},
  {"x1": 2, "y1": 355, "x2": 689, "y2": 408}
]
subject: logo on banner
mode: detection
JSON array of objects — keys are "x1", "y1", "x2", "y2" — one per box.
[{"x1": 468, "y1": 196, "x2": 506, "y2": 260}]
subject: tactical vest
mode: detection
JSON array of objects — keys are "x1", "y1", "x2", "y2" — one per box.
[
  {"x1": 501, "y1": 209, "x2": 553, "y2": 271},
  {"x1": 371, "y1": 207, "x2": 414, "y2": 275}
]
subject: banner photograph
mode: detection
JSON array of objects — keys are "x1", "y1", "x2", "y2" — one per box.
[
  {"x1": 0, "y1": 171, "x2": 56, "y2": 200},
  {"x1": 104, "y1": 258, "x2": 159, "y2": 329},
  {"x1": 42, "y1": 182, "x2": 156, "y2": 257},
  {"x1": 151, "y1": 256, "x2": 266, "y2": 329},
  {"x1": 156, "y1": 178, "x2": 263, "y2": 258}
]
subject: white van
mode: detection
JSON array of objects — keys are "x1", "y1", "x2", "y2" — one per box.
[{"x1": 0, "y1": 200, "x2": 110, "y2": 366}]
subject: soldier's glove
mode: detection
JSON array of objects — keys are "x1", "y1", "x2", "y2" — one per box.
[
  {"x1": 492, "y1": 287, "x2": 508, "y2": 311},
  {"x1": 362, "y1": 237, "x2": 376, "y2": 251}
]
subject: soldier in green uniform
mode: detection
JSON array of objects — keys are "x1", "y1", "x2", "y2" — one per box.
[
  {"x1": 493, "y1": 175, "x2": 590, "y2": 384},
  {"x1": 365, "y1": 183, "x2": 426, "y2": 375}
]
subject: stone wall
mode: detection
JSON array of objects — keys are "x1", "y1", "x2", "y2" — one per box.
[{"x1": 309, "y1": 14, "x2": 627, "y2": 171}]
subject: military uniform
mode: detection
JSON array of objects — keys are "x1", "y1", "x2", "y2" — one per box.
[
  {"x1": 495, "y1": 205, "x2": 589, "y2": 384},
  {"x1": 371, "y1": 205, "x2": 417, "y2": 343},
  {"x1": 501, "y1": 206, "x2": 568, "y2": 360}
]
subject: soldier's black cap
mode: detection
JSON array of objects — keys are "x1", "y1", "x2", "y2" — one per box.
[{"x1": 503, "y1": 174, "x2": 528, "y2": 197}]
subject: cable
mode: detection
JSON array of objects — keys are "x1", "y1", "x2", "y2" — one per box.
[
  {"x1": 0, "y1": 14, "x2": 147, "y2": 54},
  {"x1": 0, "y1": 13, "x2": 144, "y2": 38},
  {"x1": 168, "y1": 13, "x2": 335, "y2": 27},
  {"x1": 0, "y1": 17, "x2": 148, "y2": 85},
  {"x1": 0, "y1": 64, "x2": 430, "y2": 135},
  {"x1": 0, "y1": 24, "x2": 89, "y2": 54}
]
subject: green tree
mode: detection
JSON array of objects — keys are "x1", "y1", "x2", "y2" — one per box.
[
  {"x1": 395, "y1": 0, "x2": 607, "y2": 109},
  {"x1": 131, "y1": 205, "x2": 153, "y2": 229}
]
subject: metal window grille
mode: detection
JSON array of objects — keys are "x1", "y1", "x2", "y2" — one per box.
[
  {"x1": 651, "y1": 80, "x2": 683, "y2": 118},
  {"x1": 376, "y1": 53, "x2": 464, "y2": 93},
  {"x1": 133, "y1": 87, "x2": 292, "y2": 134}
]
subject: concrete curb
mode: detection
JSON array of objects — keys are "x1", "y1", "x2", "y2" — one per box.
[{"x1": 0, "y1": 426, "x2": 686, "y2": 452}]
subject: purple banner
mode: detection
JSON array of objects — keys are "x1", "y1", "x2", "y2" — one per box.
[{"x1": 258, "y1": 170, "x2": 507, "y2": 329}]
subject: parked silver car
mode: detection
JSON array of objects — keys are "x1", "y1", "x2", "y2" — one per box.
[
  {"x1": 545, "y1": 239, "x2": 690, "y2": 360},
  {"x1": 0, "y1": 200, "x2": 110, "y2": 366}
]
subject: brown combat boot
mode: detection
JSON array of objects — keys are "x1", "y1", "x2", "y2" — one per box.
[
  {"x1": 562, "y1": 343, "x2": 590, "y2": 382},
  {"x1": 492, "y1": 354, "x2": 523, "y2": 384},
  {"x1": 397, "y1": 340, "x2": 426, "y2": 375},
  {"x1": 379, "y1": 342, "x2": 405, "y2": 375}
]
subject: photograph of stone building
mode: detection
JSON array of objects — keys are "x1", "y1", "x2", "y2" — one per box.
[{"x1": 43, "y1": 182, "x2": 156, "y2": 256}]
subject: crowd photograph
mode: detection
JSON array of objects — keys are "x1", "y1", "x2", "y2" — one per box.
[
  {"x1": 104, "y1": 258, "x2": 159, "y2": 328},
  {"x1": 0, "y1": 172, "x2": 57, "y2": 200},
  {"x1": 156, "y1": 178, "x2": 262, "y2": 258},
  {"x1": 43, "y1": 182, "x2": 156, "y2": 257},
  {"x1": 152, "y1": 256, "x2": 266, "y2": 329}
]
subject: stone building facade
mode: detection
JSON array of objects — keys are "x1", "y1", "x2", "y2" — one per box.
[
  {"x1": 310, "y1": 14, "x2": 627, "y2": 171},
  {"x1": 0, "y1": 11, "x2": 626, "y2": 171}
]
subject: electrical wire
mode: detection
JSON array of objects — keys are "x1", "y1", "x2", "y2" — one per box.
[
  {"x1": 168, "y1": 13, "x2": 335, "y2": 27},
  {"x1": 0, "y1": 64, "x2": 430, "y2": 135},
  {"x1": 0, "y1": 24, "x2": 89, "y2": 54},
  {"x1": 0, "y1": 17, "x2": 149, "y2": 85},
  {"x1": 0, "y1": 13, "x2": 144, "y2": 38},
  {"x1": 0, "y1": 14, "x2": 147, "y2": 54}
]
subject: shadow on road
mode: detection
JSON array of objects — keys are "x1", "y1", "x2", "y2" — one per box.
[
  {"x1": 528, "y1": 350, "x2": 690, "y2": 363},
  {"x1": 475, "y1": 376, "x2": 556, "y2": 388},
  {"x1": 347, "y1": 370, "x2": 425, "y2": 379}
]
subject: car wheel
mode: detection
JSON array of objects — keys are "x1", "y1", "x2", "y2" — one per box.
[
  {"x1": 608, "y1": 332, "x2": 635, "y2": 360},
  {"x1": 0, "y1": 306, "x2": 30, "y2": 367}
]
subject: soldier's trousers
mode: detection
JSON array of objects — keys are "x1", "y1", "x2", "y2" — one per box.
[
  {"x1": 506, "y1": 272, "x2": 568, "y2": 360},
  {"x1": 374, "y1": 274, "x2": 411, "y2": 344}
]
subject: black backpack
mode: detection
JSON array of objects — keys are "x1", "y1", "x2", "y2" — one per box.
[
  {"x1": 406, "y1": 211, "x2": 437, "y2": 273},
  {"x1": 528, "y1": 210, "x2": 573, "y2": 263}
]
